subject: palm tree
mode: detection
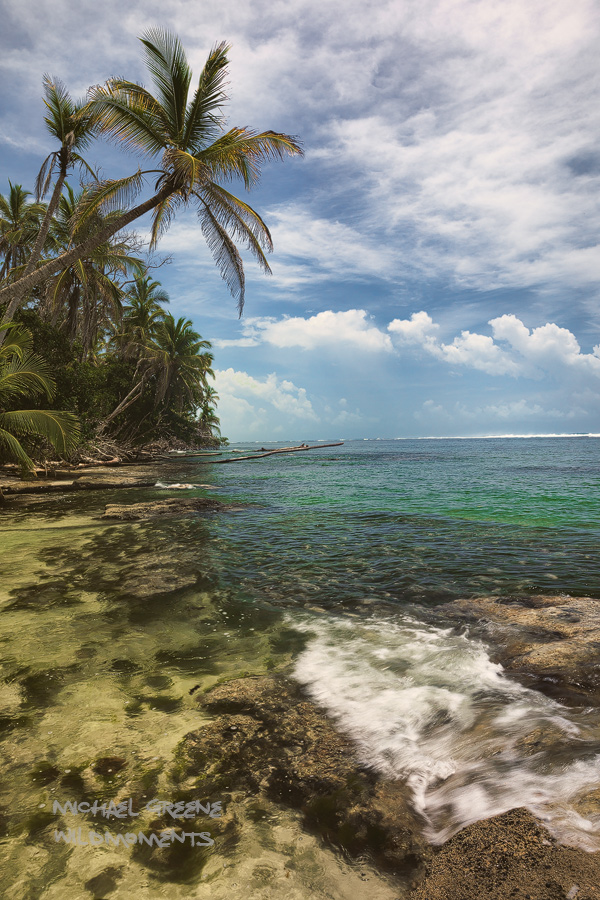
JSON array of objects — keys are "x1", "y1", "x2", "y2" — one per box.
[
  {"x1": 0, "y1": 184, "x2": 46, "y2": 281},
  {"x1": 24, "y1": 76, "x2": 97, "y2": 280},
  {"x1": 0, "y1": 30, "x2": 302, "y2": 316},
  {"x1": 115, "y1": 275, "x2": 169, "y2": 358},
  {"x1": 199, "y1": 401, "x2": 221, "y2": 439},
  {"x1": 0, "y1": 322, "x2": 81, "y2": 473},
  {"x1": 101, "y1": 314, "x2": 213, "y2": 430},
  {"x1": 42, "y1": 184, "x2": 146, "y2": 358},
  {"x1": 147, "y1": 315, "x2": 214, "y2": 411}
]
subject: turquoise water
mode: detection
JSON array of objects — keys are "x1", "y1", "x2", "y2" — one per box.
[
  {"x1": 208, "y1": 437, "x2": 600, "y2": 607},
  {"x1": 1, "y1": 437, "x2": 600, "y2": 898}
]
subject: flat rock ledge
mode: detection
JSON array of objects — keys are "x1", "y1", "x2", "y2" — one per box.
[
  {"x1": 102, "y1": 497, "x2": 226, "y2": 520},
  {"x1": 180, "y1": 674, "x2": 431, "y2": 881},
  {"x1": 441, "y1": 594, "x2": 600, "y2": 705},
  {"x1": 0, "y1": 475, "x2": 156, "y2": 496}
]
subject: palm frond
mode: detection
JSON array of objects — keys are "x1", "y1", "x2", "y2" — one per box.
[
  {"x1": 42, "y1": 74, "x2": 95, "y2": 149},
  {"x1": 71, "y1": 153, "x2": 100, "y2": 183},
  {"x1": 35, "y1": 151, "x2": 59, "y2": 200},
  {"x1": 140, "y1": 28, "x2": 192, "y2": 139},
  {"x1": 200, "y1": 128, "x2": 303, "y2": 188},
  {"x1": 74, "y1": 171, "x2": 146, "y2": 232},
  {"x1": 0, "y1": 409, "x2": 81, "y2": 454},
  {"x1": 198, "y1": 204, "x2": 245, "y2": 314},
  {"x1": 42, "y1": 75, "x2": 74, "y2": 141},
  {"x1": 0, "y1": 426, "x2": 35, "y2": 472},
  {"x1": 149, "y1": 192, "x2": 183, "y2": 249},
  {"x1": 183, "y1": 42, "x2": 230, "y2": 151},
  {"x1": 0, "y1": 352, "x2": 56, "y2": 401},
  {"x1": 0, "y1": 322, "x2": 33, "y2": 361},
  {"x1": 162, "y1": 148, "x2": 210, "y2": 192},
  {"x1": 196, "y1": 184, "x2": 273, "y2": 273},
  {"x1": 87, "y1": 81, "x2": 167, "y2": 156}
]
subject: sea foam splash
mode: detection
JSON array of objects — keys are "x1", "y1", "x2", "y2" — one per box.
[{"x1": 290, "y1": 612, "x2": 600, "y2": 849}]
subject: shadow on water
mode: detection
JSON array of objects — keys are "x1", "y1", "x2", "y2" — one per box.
[{"x1": 0, "y1": 505, "x2": 322, "y2": 897}]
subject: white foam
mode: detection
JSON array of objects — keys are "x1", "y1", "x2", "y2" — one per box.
[
  {"x1": 290, "y1": 612, "x2": 600, "y2": 850},
  {"x1": 154, "y1": 482, "x2": 196, "y2": 490}
]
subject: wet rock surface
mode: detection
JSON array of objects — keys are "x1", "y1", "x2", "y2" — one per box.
[
  {"x1": 0, "y1": 474, "x2": 157, "y2": 496},
  {"x1": 440, "y1": 594, "x2": 600, "y2": 705},
  {"x1": 102, "y1": 497, "x2": 226, "y2": 520},
  {"x1": 412, "y1": 807, "x2": 600, "y2": 900},
  {"x1": 179, "y1": 674, "x2": 431, "y2": 879}
]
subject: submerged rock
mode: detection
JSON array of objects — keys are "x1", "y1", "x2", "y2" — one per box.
[
  {"x1": 118, "y1": 565, "x2": 198, "y2": 598},
  {"x1": 441, "y1": 594, "x2": 600, "y2": 705},
  {"x1": 102, "y1": 497, "x2": 225, "y2": 520},
  {"x1": 412, "y1": 807, "x2": 600, "y2": 900},
  {"x1": 179, "y1": 674, "x2": 430, "y2": 878}
]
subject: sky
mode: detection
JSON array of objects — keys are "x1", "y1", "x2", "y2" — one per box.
[{"x1": 1, "y1": 0, "x2": 600, "y2": 440}]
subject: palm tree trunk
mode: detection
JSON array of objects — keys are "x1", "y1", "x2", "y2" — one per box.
[
  {"x1": 0, "y1": 185, "x2": 172, "y2": 330},
  {"x1": 99, "y1": 375, "x2": 147, "y2": 431},
  {"x1": 21, "y1": 161, "x2": 68, "y2": 283}
]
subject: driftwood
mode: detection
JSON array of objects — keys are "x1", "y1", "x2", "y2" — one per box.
[
  {"x1": 213, "y1": 442, "x2": 344, "y2": 463},
  {"x1": 154, "y1": 450, "x2": 225, "y2": 460}
]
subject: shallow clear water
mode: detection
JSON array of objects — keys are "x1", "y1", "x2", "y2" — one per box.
[{"x1": 1, "y1": 437, "x2": 599, "y2": 897}]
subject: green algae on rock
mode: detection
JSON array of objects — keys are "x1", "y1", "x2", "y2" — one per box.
[
  {"x1": 177, "y1": 674, "x2": 431, "y2": 880},
  {"x1": 412, "y1": 807, "x2": 600, "y2": 900}
]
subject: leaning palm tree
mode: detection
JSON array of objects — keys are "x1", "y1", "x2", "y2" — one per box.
[
  {"x1": 0, "y1": 322, "x2": 81, "y2": 473},
  {"x1": 0, "y1": 30, "x2": 302, "y2": 317},
  {"x1": 100, "y1": 315, "x2": 213, "y2": 430},
  {"x1": 199, "y1": 402, "x2": 221, "y2": 439},
  {"x1": 147, "y1": 315, "x2": 214, "y2": 411}
]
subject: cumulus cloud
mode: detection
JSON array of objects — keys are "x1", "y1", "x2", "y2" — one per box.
[
  {"x1": 214, "y1": 368, "x2": 317, "y2": 420},
  {"x1": 390, "y1": 311, "x2": 600, "y2": 379},
  {"x1": 216, "y1": 309, "x2": 393, "y2": 353},
  {"x1": 388, "y1": 311, "x2": 439, "y2": 345}
]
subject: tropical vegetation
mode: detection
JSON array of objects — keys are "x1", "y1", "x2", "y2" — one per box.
[
  {"x1": 0, "y1": 321, "x2": 81, "y2": 473},
  {"x1": 0, "y1": 28, "x2": 301, "y2": 469}
]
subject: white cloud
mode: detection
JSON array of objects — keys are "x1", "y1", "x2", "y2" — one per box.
[
  {"x1": 490, "y1": 314, "x2": 600, "y2": 375},
  {"x1": 390, "y1": 311, "x2": 600, "y2": 379},
  {"x1": 416, "y1": 397, "x2": 580, "y2": 423},
  {"x1": 214, "y1": 368, "x2": 317, "y2": 420},
  {"x1": 217, "y1": 309, "x2": 393, "y2": 353},
  {"x1": 388, "y1": 311, "x2": 439, "y2": 345},
  {"x1": 266, "y1": 204, "x2": 396, "y2": 288}
]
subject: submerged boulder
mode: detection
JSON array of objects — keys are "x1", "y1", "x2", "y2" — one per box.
[
  {"x1": 441, "y1": 594, "x2": 600, "y2": 705},
  {"x1": 102, "y1": 497, "x2": 225, "y2": 520},
  {"x1": 178, "y1": 674, "x2": 430, "y2": 878}
]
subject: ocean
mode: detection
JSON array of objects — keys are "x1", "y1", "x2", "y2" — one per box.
[{"x1": 1, "y1": 437, "x2": 599, "y2": 897}]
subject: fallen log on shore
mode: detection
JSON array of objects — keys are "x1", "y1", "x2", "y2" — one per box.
[{"x1": 213, "y1": 442, "x2": 344, "y2": 463}]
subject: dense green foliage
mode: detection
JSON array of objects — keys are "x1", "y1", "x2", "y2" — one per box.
[
  {"x1": 0, "y1": 29, "x2": 300, "y2": 464},
  {"x1": 0, "y1": 320, "x2": 81, "y2": 471}
]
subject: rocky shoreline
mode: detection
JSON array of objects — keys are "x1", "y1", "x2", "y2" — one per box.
[
  {"x1": 180, "y1": 672, "x2": 600, "y2": 900},
  {"x1": 439, "y1": 593, "x2": 600, "y2": 706},
  {"x1": 3, "y1": 466, "x2": 600, "y2": 897}
]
